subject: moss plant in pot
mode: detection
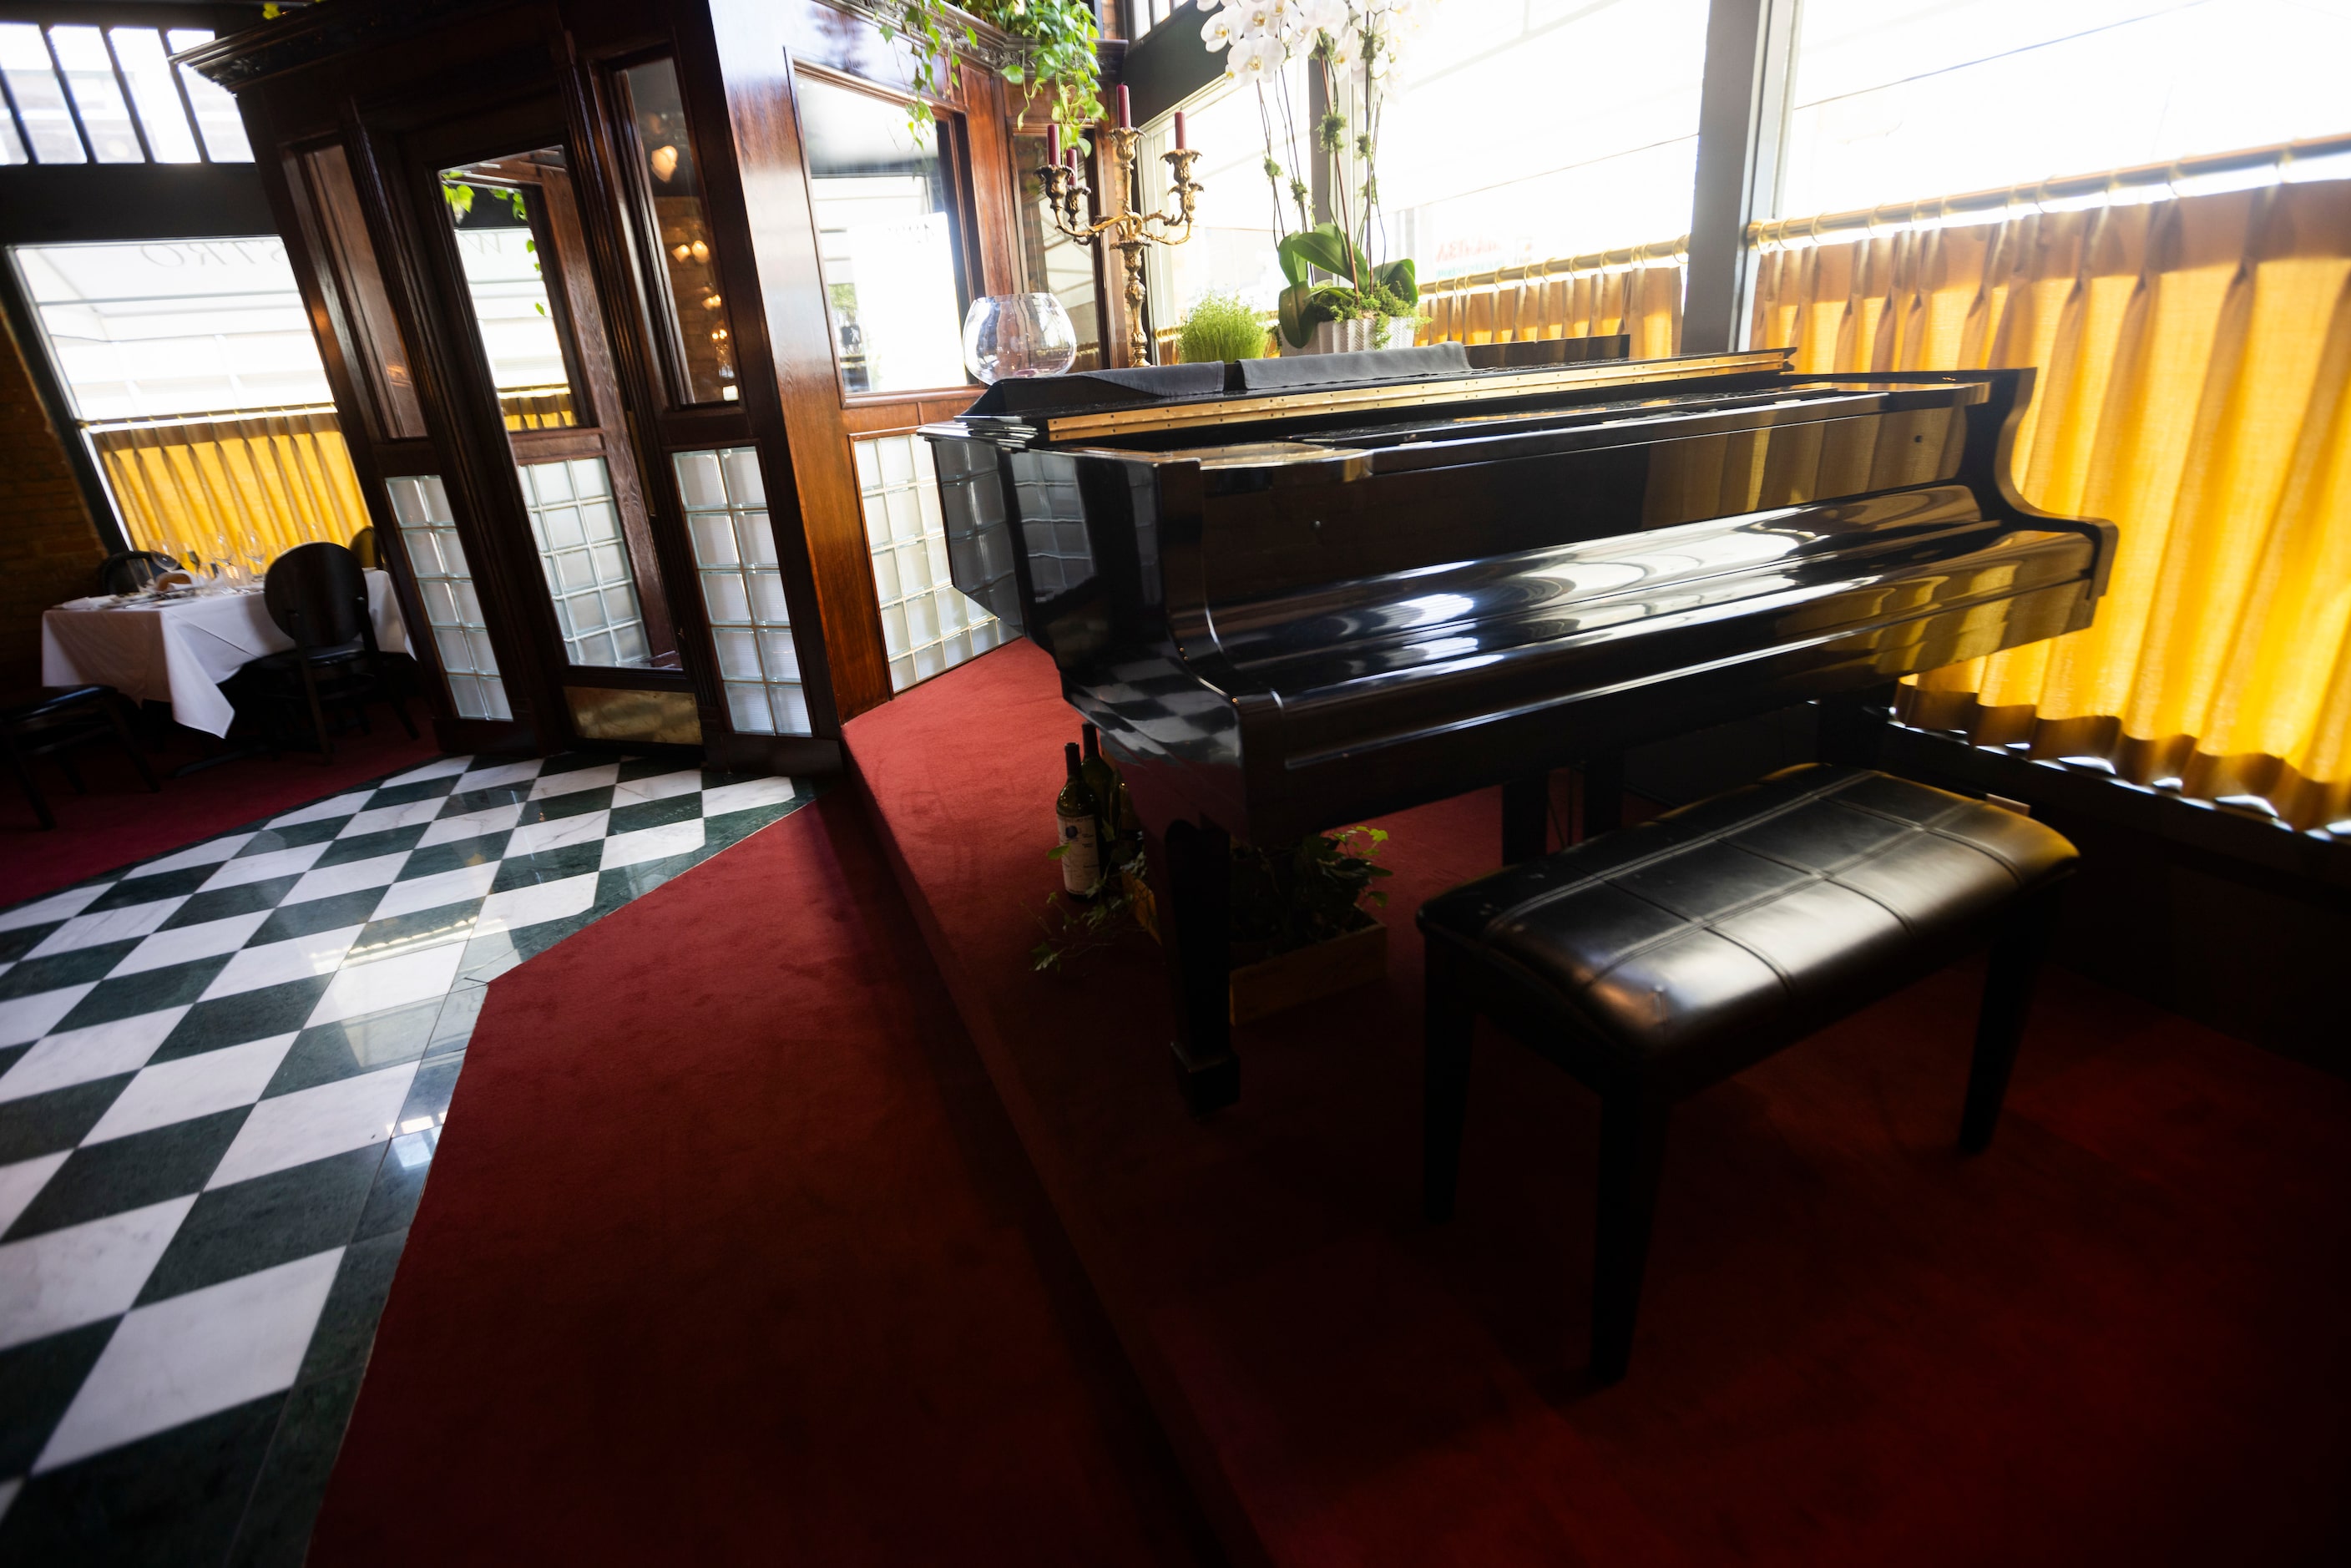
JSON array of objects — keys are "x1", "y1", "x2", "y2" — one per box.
[
  {"x1": 1226, "y1": 825, "x2": 1391, "y2": 1024},
  {"x1": 1177, "y1": 292, "x2": 1272, "y2": 363}
]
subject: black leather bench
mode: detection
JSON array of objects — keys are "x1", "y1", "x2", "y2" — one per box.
[{"x1": 1417, "y1": 764, "x2": 2079, "y2": 1382}]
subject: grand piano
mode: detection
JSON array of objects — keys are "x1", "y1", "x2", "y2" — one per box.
[{"x1": 921, "y1": 341, "x2": 2115, "y2": 1113}]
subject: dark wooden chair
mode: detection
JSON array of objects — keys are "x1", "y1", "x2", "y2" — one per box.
[
  {"x1": 98, "y1": 549, "x2": 182, "y2": 595},
  {"x1": 350, "y1": 525, "x2": 379, "y2": 569},
  {"x1": 253, "y1": 541, "x2": 416, "y2": 762},
  {"x1": 1418, "y1": 765, "x2": 2078, "y2": 1383},
  {"x1": 3, "y1": 685, "x2": 160, "y2": 830}
]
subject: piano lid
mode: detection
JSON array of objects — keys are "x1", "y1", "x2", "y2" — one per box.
[{"x1": 1030, "y1": 349, "x2": 1790, "y2": 443}]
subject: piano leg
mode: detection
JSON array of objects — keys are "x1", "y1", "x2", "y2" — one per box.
[
  {"x1": 1151, "y1": 817, "x2": 1240, "y2": 1115},
  {"x1": 1501, "y1": 773, "x2": 1550, "y2": 862},
  {"x1": 1818, "y1": 683, "x2": 1899, "y2": 768},
  {"x1": 1580, "y1": 753, "x2": 1625, "y2": 840}
]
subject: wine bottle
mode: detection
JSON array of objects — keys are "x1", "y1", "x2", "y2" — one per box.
[
  {"x1": 1080, "y1": 723, "x2": 1118, "y2": 863},
  {"x1": 1055, "y1": 741, "x2": 1101, "y2": 898}
]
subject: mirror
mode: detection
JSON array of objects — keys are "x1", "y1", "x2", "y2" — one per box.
[{"x1": 796, "y1": 72, "x2": 970, "y2": 396}]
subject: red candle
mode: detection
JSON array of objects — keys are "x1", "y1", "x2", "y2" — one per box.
[
  {"x1": 1064, "y1": 145, "x2": 1077, "y2": 171},
  {"x1": 1048, "y1": 124, "x2": 1059, "y2": 164},
  {"x1": 1174, "y1": 111, "x2": 1187, "y2": 150},
  {"x1": 1118, "y1": 85, "x2": 1131, "y2": 129}
]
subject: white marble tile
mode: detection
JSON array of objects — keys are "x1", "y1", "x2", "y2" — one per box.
[
  {"x1": 281, "y1": 852, "x2": 411, "y2": 907},
  {"x1": 601, "y1": 818, "x2": 705, "y2": 870},
  {"x1": 0, "y1": 1151, "x2": 70, "y2": 1237},
  {"x1": 415, "y1": 802, "x2": 523, "y2": 847},
  {"x1": 508, "y1": 811, "x2": 609, "y2": 858},
  {"x1": 611, "y1": 769, "x2": 705, "y2": 807},
  {"x1": 528, "y1": 762, "x2": 620, "y2": 800},
  {"x1": 454, "y1": 759, "x2": 543, "y2": 792},
  {"x1": 83, "y1": 1034, "x2": 297, "y2": 1146},
  {"x1": 0, "y1": 1196, "x2": 196, "y2": 1353},
  {"x1": 474, "y1": 873, "x2": 599, "y2": 936},
  {"x1": 382, "y1": 754, "x2": 473, "y2": 787},
  {"x1": 22, "y1": 898, "x2": 190, "y2": 960},
  {"x1": 304, "y1": 943, "x2": 468, "y2": 1032},
  {"x1": 701, "y1": 776, "x2": 797, "y2": 817},
  {"x1": 119, "y1": 832, "x2": 257, "y2": 880},
  {"x1": 198, "y1": 842, "x2": 332, "y2": 892},
  {"x1": 0, "y1": 985, "x2": 97, "y2": 1050},
  {"x1": 108, "y1": 910, "x2": 274, "y2": 979},
  {"x1": 198, "y1": 928, "x2": 362, "y2": 1002},
  {"x1": 0, "y1": 1007, "x2": 188, "y2": 1101},
  {"x1": 0, "y1": 885, "x2": 109, "y2": 933},
  {"x1": 267, "y1": 792, "x2": 374, "y2": 829},
  {"x1": 371, "y1": 862, "x2": 499, "y2": 922},
  {"x1": 0, "y1": 985, "x2": 98, "y2": 1050},
  {"x1": 336, "y1": 795, "x2": 456, "y2": 840},
  {"x1": 34, "y1": 1247, "x2": 342, "y2": 1471},
  {"x1": 208, "y1": 1060, "x2": 420, "y2": 1188}
]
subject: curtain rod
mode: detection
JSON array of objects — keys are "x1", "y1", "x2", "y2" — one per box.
[{"x1": 1750, "y1": 132, "x2": 2351, "y2": 250}]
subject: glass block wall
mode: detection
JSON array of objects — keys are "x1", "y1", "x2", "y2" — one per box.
[
  {"x1": 674, "y1": 447, "x2": 812, "y2": 736},
  {"x1": 854, "y1": 432, "x2": 1002, "y2": 691},
  {"x1": 383, "y1": 474, "x2": 512, "y2": 721},
  {"x1": 514, "y1": 456, "x2": 651, "y2": 669}
]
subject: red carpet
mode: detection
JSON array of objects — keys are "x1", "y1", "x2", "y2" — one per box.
[
  {"x1": 308, "y1": 792, "x2": 1215, "y2": 1565},
  {"x1": 844, "y1": 639, "x2": 2351, "y2": 1566},
  {"x1": 1, "y1": 721, "x2": 440, "y2": 907}
]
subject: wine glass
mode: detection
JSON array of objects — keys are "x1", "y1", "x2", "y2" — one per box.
[
  {"x1": 241, "y1": 529, "x2": 269, "y2": 589},
  {"x1": 962, "y1": 293, "x2": 1079, "y2": 383}
]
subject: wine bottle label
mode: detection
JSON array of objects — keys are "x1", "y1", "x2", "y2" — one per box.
[{"x1": 1057, "y1": 810, "x2": 1101, "y2": 894}]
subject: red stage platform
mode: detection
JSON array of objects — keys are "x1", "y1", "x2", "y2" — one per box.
[{"x1": 845, "y1": 637, "x2": 2351, "y2": 1567}]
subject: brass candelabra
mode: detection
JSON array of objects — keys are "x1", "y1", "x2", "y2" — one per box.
[{"x1": 1037, "y1": 128, "x2": 1203, "y2": 368}]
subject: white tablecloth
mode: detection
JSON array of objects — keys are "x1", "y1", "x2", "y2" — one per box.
[{"x1": 40, "y1": 571, "x2": 410, "y2": 739}]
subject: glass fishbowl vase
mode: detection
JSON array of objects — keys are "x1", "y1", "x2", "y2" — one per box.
[{"x1": 962, "y1": 293, "x2": 1078, "y2": 382}]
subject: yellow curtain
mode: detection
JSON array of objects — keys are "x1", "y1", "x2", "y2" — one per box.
[
  {"x1": 1418, "y1": 246, "x2": 1685, "y2": 359},
  {"x1": 89, "y1": 407, "x2": 373, "y2": 568},
  {"x1": 1750, "y1": 180, "x2": 2351, "y2": 832}
]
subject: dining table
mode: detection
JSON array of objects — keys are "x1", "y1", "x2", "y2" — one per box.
[{"x1": 39, "y1": 570, "x2": 410, "y2": 739}]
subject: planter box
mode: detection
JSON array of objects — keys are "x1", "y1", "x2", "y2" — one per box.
[
  {"x1": 1228, "y1": 913, "x2": 1388, "y2": 1025},
  {"x1": 1300, "y1": 317, "x2": 1421, "y2": 355}
]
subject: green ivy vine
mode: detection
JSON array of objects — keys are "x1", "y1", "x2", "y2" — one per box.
[{"x1": 875, "y1": 0, "x2": 1105, "y2": 147}]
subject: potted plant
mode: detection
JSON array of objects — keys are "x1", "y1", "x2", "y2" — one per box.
[
  {"x1": 1177, "y1": 291, "x2": 1272, "y2": 362},
  {"x1": 1225, "y1": 825, "x2": 1392, "y2": 1024},
  {"x1": 1201, "y1": 0, "x2": 1435, "y2": 353}
]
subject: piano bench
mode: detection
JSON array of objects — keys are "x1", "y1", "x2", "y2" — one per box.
[{"x1": 1415, "y1": 764, "x2": 2077, "y2": 1382}]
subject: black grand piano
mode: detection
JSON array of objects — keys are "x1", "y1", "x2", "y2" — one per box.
[{"x1": 922, "y1": 341, "x2": 2114, "y2": 1113}]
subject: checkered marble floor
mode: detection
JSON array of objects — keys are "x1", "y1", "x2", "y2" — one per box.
[{"x1": 0, "y1": 751, "x2": 817, "y2": 1562}]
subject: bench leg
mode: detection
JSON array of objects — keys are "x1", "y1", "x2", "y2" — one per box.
[
  {"x1": 1591, "y1": 1092, "x2": 1670, "y2": 1383},
  {"x1": 1501, "y1": 773, "x2": 1550, "y2": 862},
  {"x1": 1960, "y1": 890, "x2": 2057, "y2": 1153},
  {"x1": 1423, "y1": 958, "x2": 1475, "y2": 1222},
  {"x1": 1579, "y1": 753, "x2": 1624, "y2": 841}
]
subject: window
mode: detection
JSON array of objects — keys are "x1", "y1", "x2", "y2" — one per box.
[
  {"x1": 796, "y1": 72, "x2": 971, "y2": 395},
  {"x1": 619, "y1": 58, "x2": 741, "y2": 405},
  {"x1": 442, "y1": 154, "x2": 581, "y2": 430},
  {"x1": 387, "y1": 475, "x2": 513, "y2": 723},
  {"x1": 0, "y1": 23, "x2": 249, "y2": 166},
  {"x1": 1781, "y1": 0, "x2": 2351, "y2": 220},
  {"x1": 1382, "y1": 0, "x2": 1710, "y2": 277},
  {"x1": 10, "y1": 239, "x2": 367, "y2": 564}
]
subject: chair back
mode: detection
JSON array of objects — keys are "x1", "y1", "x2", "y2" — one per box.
[
  {"x1": 265, "y1": 542, "x2": 372, "y2": 652},
  {"x1": 350, "y1": 526, "x2": 379, "y2": 569},
  {"x1": 99, "y1": 550, "x2": 180, "y2": 595}
]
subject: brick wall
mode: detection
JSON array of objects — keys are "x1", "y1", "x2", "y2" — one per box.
[{"x1": 0, "y1": 307, "x2": 108, "y2": 692}]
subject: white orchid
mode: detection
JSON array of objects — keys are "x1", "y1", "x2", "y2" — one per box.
[{"x1": 1201, "y1": 4, "x2": 1236, "y2": 50}]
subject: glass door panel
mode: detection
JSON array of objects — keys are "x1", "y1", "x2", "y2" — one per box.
[
  {"x1": 441, "y1": 143, "x2": 677, "y2": 676},
  {"x1": 518, "y1": 456, "x2": 650, "y2": 668}
]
